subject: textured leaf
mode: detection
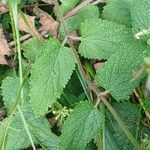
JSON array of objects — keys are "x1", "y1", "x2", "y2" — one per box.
[
  {"x1": 0, "y1": 106, "x2": 60, "y2": 150},
  {"x1": 1, "y1": 77, "x2": 29, "y2": 115},
  {"x1": 106, "y1": 102, "x2": 140, "y2": 150},
  {"x1": 60, "y1": 0, "x2": 82, "y2": 15},
  {"x1": 103, "y1": 0, "x2": 132, "y2": 27},
  {"x1": 131, "y1": 0, "x2": 150, "y2": 33},
  {"x1": 95, "y1": 41, "x2": 148, "y2": 100},
  {"x1": 22, "y1": 38, "x2": 44, "y2": 63},
  {"x1": 30, "y1": 38, "x2": 76, "y2": 115},
  {"x1": 31, "y1": 126, "x2": 60, "y2": 150},
  {"x1": 144, "y1": 99, "x2": 150, "y2": 112},
  {"x1": 27, "y1": 108, "x2": 60, "y2": 150},
  {"x1": 1, "y1": 76, "x2": 59, "y2": 150},
  {"x1": 60, "y1": 101, "x2": 104, "y2": 150},
  {"x1": 105, "y1": 127, "x2": 119, "y2": 150},
  {"x1": 60, "y1": 5, "x2": 99, "y2": 37},
  {"x1": 0, "y1": 116, "x2": 30, "y2": 150},
  {"x1": 79, "y1": 19, "x2": 132, "y2": 59},
  {"x1": 106, "y1": 0, "x2": 132, "y2": 4}
]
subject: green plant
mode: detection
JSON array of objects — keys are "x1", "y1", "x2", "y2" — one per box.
[{"x1": 0, "y1": 0, "x2": 150, "y2": 149}]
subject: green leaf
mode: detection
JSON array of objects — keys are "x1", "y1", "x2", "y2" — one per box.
[
  {"x1": 6, "y1": 0, "x2": 21, "y2": 6},
  {"x1": 106, "y1": 0, "x2": 132, "y2": 4},
  {"x1": 22, "y1": 38, "x2": 58, "y2": 63},
  {"x1": 95, "y1": 41, "x2": 148, "y2": 100},
  {"x1": 1, "y1": 77, "x2": 29, "y2": 115},
  {"x1": 0, "y1": 106, "x2": 60, "y2": 150},
  {"x1": 27, "y1": 109, "x2": 60, "y2": 150},
  {"x1": 131, "y1": 0, "x2": 150, "y2": 33},
  {"x1": 30, "y1": 38, "x2": 76, "y2": 115},
  {"x1": 67, "y1": 5, "x2": 99, "y2": 30},
  {"x1": 105, "y1": 127, "x2": 119, "y2": 150},
  {"x1": 60, "y1": 0, "x2": 82, "y2": 15},
  {"x1": 144, "y1": 99, "x2": 150, "y2": 112},
  {"x1": 60, "y1": 5, "x2": 99, "y2": 38},
  {"x1": 31, "y1": 126, "x2": 60, "y2": 150},
  {"x1": 102, "y1": 0, "x2": 132, "y2": 27},
  {"x1": 22, "y1": 38, "x2": 43, "y2": 63},
  {"x1": 79, "y1": 19, "x2": 132, "y2": 59},
  {"x1": 106, "y1": 102, "x2": 140, "y2": 150},
  {"x1": 0, "y1": 116, "x2": 30, "y2": 150},
  {"x1": 60, "y1": 101, "x2": 104, "y2": 150}
]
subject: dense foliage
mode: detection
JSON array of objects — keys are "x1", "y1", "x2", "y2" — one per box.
[{"x1": 0, "y1": 0, "x2": 150, "y2": 149}]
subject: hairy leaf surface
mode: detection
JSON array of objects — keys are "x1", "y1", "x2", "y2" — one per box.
[
  {"x1": 60, "y1": 101, "x2": 104, "y2": 150},
  {"x1": 131, "y1": 0, "x2": 150, "y2": 33},
  {"x1": 30, "y1": 38, "x2": 76, "y2": 115},
  {"x1": 0, "y1": 106, "x2": 59, "y2": 150},
  {"x1": 106, "y1": 102, "x2": 140, "y2": 149},
  {"x1": 60, "y1": 5, "x2": 99, "y2": 38},
  {"x1": 60, "y1": 0, "x2": 82, "y2": 15},
  {"x1": 22, "y1": 38, "x2": 43, "y2": 63},
  {"x1": 1, "y1": 77, "x2": 29, "y2": 115},
  {"x1": 79, "y1": 19, "x2": 132, "y2": 59},
  {"x1": 103, "y1": 0, "x2": 132, "y2": 26},
  {"x1": 95, "y1": 41, "x2": 148, "y2": 100}
]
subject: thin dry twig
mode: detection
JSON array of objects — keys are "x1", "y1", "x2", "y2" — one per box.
[
  {"x1": 63, "y1": 0, "x2": 95, "y2": 20},
  {"x1": 9, "y1": 28, "x2": 47, "y2": 47}
]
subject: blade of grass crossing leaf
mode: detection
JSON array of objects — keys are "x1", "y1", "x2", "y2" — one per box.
[
  {"x1": 76, "y1": 68, "x2": 93, "y2": 102},
  {"x1": 6, "y1": 1, "x2": 36, "y2": 149},
  {"x1": 8, "y1": 1, "x2": 24, "y2": 100},
  {"x1": 17, "y1": 105, "x2": 36, "y2": 150}
]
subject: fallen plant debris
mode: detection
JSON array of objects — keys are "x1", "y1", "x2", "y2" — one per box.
[
  {"x1": 18, "y1": 11, "x2": 42, "y2": 39},
  {"x1": 34, "y1": 5, "x2": 59, "y2": 37},
  {"x1": 0, "y1": 25, "x2": 12, "y2": 65}
]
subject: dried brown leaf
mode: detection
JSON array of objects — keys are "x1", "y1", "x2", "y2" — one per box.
[
  {"x1": 18, "y1": 12, "x2": 42, "y2": 39},
  {"x1": 0, "y1": 2, "x2": 8, "y2": 14},
  {"x1": 68, "y1": 31, "x2": 79, "y2": 44},
  {"x1": 0, "y1": 26, "x2": 12, "y2": 65},
  {"x1": 34, "y1": 6, "x2": 59, "y2": 37},
  {"x1": 94, "y1": 62, "x2": 105, "y2": 70},
  {"x1": 0, "y1": 5, "x2": 8, "y2": 14}
]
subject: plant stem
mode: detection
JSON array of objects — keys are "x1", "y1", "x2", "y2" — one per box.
[
  {"x1": 8, "y1": 3, "x2": 36, "y2": 149},
  {"x1": 101, "y1": 96, "x2": 140, "y2": 149},
  {"x1": 10, "y1": 5, "x2": 24, "y2": 102},
  {"x1": 53, "y1": 0, "x2": 140, "y2": 148},
  {"x1": 76, "y1": 68, "x2": 93, "y2": 101},
  {"x1": 134, "y1": 89, "x2": 150, "y2": 120}
]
